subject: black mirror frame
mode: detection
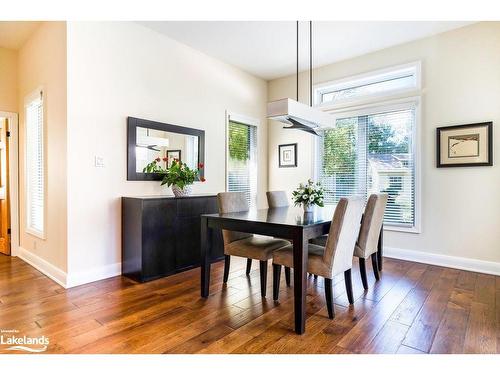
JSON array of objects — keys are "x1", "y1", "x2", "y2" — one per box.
[{"x1": 127, "y1": 116, "x2": 205, "y2": 181}]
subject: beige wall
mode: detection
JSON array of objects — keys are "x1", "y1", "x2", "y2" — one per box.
[
  {"x1": 0, "y1": 47, "x2": 17, "y2": 112},
  {"x1": 66, "y1": 22, "x2": 268, "y2": 282},
  {"x1": 268, "y1": 22, "x2": 500, "y2": 264},
  {"x1": 18, "y1": 22, "x2": 67, "y2": 271}
]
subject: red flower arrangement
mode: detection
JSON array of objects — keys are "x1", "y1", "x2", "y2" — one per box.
[{"x1": 143, "y1": 156, "x2": 206, "y2": 189}]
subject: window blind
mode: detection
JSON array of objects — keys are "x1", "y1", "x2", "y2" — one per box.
[
  {"x1": 227, "y1": 120, "x2": 257, "y2": 208},
  {"x1": 26, "y1": 92, "x2": 44, "y2": 236},
  {"x1": 318, "y1": 108, "x2": 415, "y2": 228}
]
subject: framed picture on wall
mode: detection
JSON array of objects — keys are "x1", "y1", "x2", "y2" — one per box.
[
  {"x1": 278, "y1": 143, "x2": 297, "y2": 168},
  {"x1": 436, "y1": 122, "x2": 493, "y2": 167},
  {"x1": 166, "y1": 149, "x2": 182, "y2": 168}
]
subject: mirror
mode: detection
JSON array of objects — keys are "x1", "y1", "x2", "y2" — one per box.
[
  {"x1": 127, "y1": 117, "x2": 205, "y2": 181},
  {"x1": 135, "y1": 127, "x2": 199, "y2": 173}
]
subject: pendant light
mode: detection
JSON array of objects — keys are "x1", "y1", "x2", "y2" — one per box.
[{"x1": 267, "y1": 21, "x2": 333, "y2": 136}]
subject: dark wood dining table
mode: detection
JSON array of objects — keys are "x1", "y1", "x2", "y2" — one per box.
[{"x1": 199, "y1": 205, "x2": 384, "y2": 335}]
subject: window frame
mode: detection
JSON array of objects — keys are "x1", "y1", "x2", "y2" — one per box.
[
  {"x1": 314, "y1": 61, "x2": 422, "y2": 110},
  {"x1": 314, "y1": 91, "x2": 422, "y2": 233},
  {"x1": 24, "y1": 87, "x2": 47, "y2": 240},
  {"x1": 225, "y1": 111, "x2": 260, "y2": 209}
]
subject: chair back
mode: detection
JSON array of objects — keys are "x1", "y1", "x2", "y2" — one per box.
[
  {"x1": 266, "y1": 191, "x2": 289, "y2": 208},
  {"x1": 357, "y1": 193, "x2": 388, "y2": 257},
  {"x1": 323, "y1": 196, "x2": 365, "y2": 276},
  {"x1": 217, "y1": 192, "x2": 252, "y2": 245}
]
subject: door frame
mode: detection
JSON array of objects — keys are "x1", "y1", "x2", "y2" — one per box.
[{"x1": 0, "y1": 111, "x2": 19, "y2": 256}]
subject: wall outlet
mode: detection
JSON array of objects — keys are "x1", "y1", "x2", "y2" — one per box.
[{"x1": 95, "y1": 156, "x2": 105, "y2": 167}]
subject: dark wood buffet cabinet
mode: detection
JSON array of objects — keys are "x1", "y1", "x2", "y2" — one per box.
[{"x1": 122, "y1": 195, "x2": 223, "y2": 282}]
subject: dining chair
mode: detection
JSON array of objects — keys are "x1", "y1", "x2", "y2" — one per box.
[
  {"x1": 310, "y1": 193, "x2": 388, "y2": 290},
  {"x1": 353, "y1": 193, "x2": 388, "y2": 289},
  {"x1": 217, "y1": 192, "x2": 290, "y2": 297},
  {"x1": 266, "y1": 191, "x2": 289, "y2": 208},
  {"x1": 266, "y1": 191, "x2": 292, "y2": 286},
  {"x1": 272, "y1": 196, "x2": 365, "y2": 319}
]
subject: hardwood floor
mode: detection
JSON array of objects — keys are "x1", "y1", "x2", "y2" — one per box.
[{"x1": 0, "y1": 253, "x2": 498, "y2": 354}]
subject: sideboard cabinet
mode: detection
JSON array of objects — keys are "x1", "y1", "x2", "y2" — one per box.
[{"x1": 122, "y1": 195, "x2": 223, "y2": 282}]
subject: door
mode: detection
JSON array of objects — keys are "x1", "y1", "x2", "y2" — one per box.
[{"x1": 0, "y1": 117, "x2": 10, "y2": 255}]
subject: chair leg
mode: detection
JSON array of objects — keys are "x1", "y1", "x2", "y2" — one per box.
[
  {"x1": 284, "y1": 266, "x2": 291, "y2": 286},
  {"x1": 325, "y1": 278, "x2": 335, "y2": 319},
  {"x1": 272, "y1": 264, "x2": 281, "y2": 301},
  {"x1": 344, "y1": 269, "x2": 354, "y2": 304},
  {"x1": 359, "y1": 257, "x2": 368, "y2": 290},
  {"x1": 259, "y1": 260, "x2": 268, "y2": 297},
  {"x1": 371, "y1": 253, "x2": 380, "y2": 281},
  {"x1": 377, "y1": 224, "x2": 383, "y2": 271},
  {"x1": 246, "y1": 258, "x2": 252, "y2": 275},
  {"x1": 223, "y1": 255, "x2": 231, "y2": 283}
]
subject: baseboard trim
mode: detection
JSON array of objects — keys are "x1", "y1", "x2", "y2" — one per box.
[
  {"x1": 16, "y1": 245, "x2": 499, "y2": 288},
  {"x1": 385, "y1": 247, "x2": 500, "y2": 276},
  {"x1": 15, "y1": 247, "x2": 121, "y2": 289},
  {"x1": 66, "y1": 262, "x2": 122, "y2": 288},
  {"x1": 16, "y1": 247, "x2": 67, "y2": 287}
]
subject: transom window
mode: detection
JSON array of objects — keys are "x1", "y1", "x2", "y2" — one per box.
[{"x1": 316, "y1": 62, "x2": 420, "y2": 106}]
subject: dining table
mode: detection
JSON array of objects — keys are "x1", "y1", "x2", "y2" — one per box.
[{"x1": 199, "y1": 205, "x2": 383, "y2": 334}]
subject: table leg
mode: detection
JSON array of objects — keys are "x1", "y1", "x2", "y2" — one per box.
[
  {"x1": 377, "y1": 223, "x2": 384, "y2": 271},
  {"x1": 201, "y1": 216, "x2": 212, "y2": 297},
  {"x1": 292, "y1": 229, "x2": 308, "y2": 334}
]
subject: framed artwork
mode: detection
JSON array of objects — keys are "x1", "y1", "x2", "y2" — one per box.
[
  {"x1": 166, "y1": 150, "x2": 182, "y2": 168},
  {"x1": 279, "y1": 143, "x2": 297, "y2": 168},
  {"x1": 436, "y1": 122, "x2": 492, "y2": 167}
]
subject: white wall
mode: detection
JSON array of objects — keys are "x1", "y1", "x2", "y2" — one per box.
[
  {"x1": 0, "y1": 47, "x2": 17, "y2": 113},
  {"x1": 17, "y1": 22, "x2": 68, "y2": 272},
  {"x1": 66, "y1": 22, "x2": 268, "y2": 284},
  {"x1": 268, "y1": 22, "x2": 500, "y2": 267}
]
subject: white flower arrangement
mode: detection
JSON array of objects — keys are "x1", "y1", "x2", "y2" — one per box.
[{"x1": 292, "y1": 179, "x2": 325, "y2": 208}]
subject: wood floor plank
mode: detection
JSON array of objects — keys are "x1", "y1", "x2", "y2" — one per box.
[
  {"x1": 464, "y1": 301, "x2": 496, "y2": 353},
  {"x1": 462, "y1": 273, "x2": 497, "y2": 354},
  {"x1": 396, "y1": 344, "x2": 426, "y2": 354},
  {"x1": 364, "y1": 320, "x2": 410, "y2": 354},
  {"x1": 390, "y1": 287, "x2": 429, "y2": 326},
  {"x1": 430, "y1": 303, "x2": 469, "y2": 353},
  {"x1": 0, "y1": 255, "x2": 497, "y2": 354},
  {"x1": 299, "y1": 299, "x2": 377, "y2": 354},
  {"x1": 402, "y1": 268, "x2": 460, "y2": 352},
  {"x1": 337, "y1": 263, "x2": 427, "y2": 352},
  {"x1": 166, "y1": 324, "x2": 234, "y2": 353}
]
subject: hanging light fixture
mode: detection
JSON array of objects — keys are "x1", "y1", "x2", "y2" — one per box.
[{"x1": 267, "y1": 21, "x2": 333, "y2": 136}]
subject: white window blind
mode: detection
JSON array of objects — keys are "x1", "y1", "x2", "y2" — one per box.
[
  {"x1": 227, "y1": 120, "x2": 257, "y2": 208},
  {"x1": 26, "y1": 91, "x2": 45, "y2": 237},
  {"x1": 318, "y1": 107, "x2": 416, "y2": 228}
]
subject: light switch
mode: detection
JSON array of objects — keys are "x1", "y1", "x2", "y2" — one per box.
[{"x1": 95, "y1": 156, "x2": 105, "y2": 167}]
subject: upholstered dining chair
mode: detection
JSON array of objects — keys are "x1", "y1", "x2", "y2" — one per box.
[
  {"x1": 272, "y1": 196, "x2": 365, "y2": 319},
  {"x1": 310, "y1": 193, "x2": 388, "y2": 290},
  {"x1": 266, "y1": 191, "x2": 292, "y2": 287},
  {"x1": 353, "y1": 193, "x2": 388, "y2": 289},
  {"x1": 217, "y1": 192, "x2": 290, "y2": 297},
  {"x1": 266, "y1": 191, "x2": 289, "y2": 208}
]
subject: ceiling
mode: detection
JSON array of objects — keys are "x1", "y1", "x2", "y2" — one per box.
[
  {"x1": 0, "y1": 21, "x2": 41, "y2": 50},
  {"x1": 139, "y1": 21, "x2": 473, "y2": 80}
]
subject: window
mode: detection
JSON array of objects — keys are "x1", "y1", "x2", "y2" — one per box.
[
  {"x1": 226, "y1": 119, "x2": 258, "y2": 208},
  {"x1": 25, "y1": 90, "x2": 45, "y2": 237},
  {"x1": 315, "y1": 63, "x2": 420, "y2": 231},
  {"x1": 316, "y1": 62, "x2": 420, "y2": 106}
]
